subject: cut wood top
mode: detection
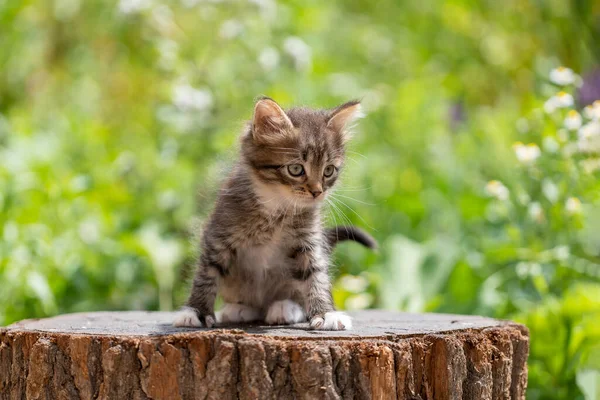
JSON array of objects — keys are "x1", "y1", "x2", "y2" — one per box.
[{"x1": 2, "y1": 310, "x2": 522, "y2": 340}]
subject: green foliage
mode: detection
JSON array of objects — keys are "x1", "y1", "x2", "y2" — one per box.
[{"x1": 1, "y1": 0, "x2": 600, "y2": 398}]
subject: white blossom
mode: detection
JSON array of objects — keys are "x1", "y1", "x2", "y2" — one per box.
[
  {"x1": 485, "y1": 180, "x2": 509, "y2": 201},
  {"x1": 345, "y1": 293, "x2": 373, "y2": 310},
  {"x1": 542, "y1": 136, "x2": 560, "y2": 153},
  {"x1": 580, "y1": 158, "x2": 600, "y2": 174},
  {"x1": 527, "y1": 202, "x2": 544, "y2": 223},
  {"x1": 248, "y1": 0, "x2": 277, "y2": 20},
  {"x1": 564, "y1": 110, "x2": 582, "y2": 131},
  {"x1": 544, "y1": 92, "x2": 574, "y2": 113},
  {"x1": 583, "y1": 100, "x2": 600, "y2": 120},
  {"x1": 542, "y1": 179, "x2": 559, "y2": 203},
  {"x1": 549, "y1": 67, "x2": 577, "y2": 86},
  {"x1": 139, "y1": 224, "x2": 183, "y2": 270},
  {"x1": 513, "y1": 142, "x2": 541, "y2": 164},
  {"x1": 172, "y1": 84, "x2": 213, "y2": 112},
  {"x1": 219, "y1": 19, "x2": 243, "y2": 39},
  {"x1": 577, "y1": 121, "x2": 600, "y2": 153},
  {"x1": 158, "y1": 190, "x2": 180, "y2": 210},
  {"x1": 3, "y1": 221, "x2": 19, "y2": 242},
  {"x1": 553, "y1": 245, "x2": 570, "y2": 261},
  {"x1": 258, "y1": 47, "x2": 280, "y2": 71},
  {"x1": 338, "y1": 274, "x2": 369, "y2": 293},
  {"x1": 283, "y1": 37, "x2": 312, "y2": 71},
  {"x1": 516, "y1": 262, "x2": 542, "y2": 278},
  {"x1": 118, "y1": 0, "x2": 151, "y2": 14},
  {"x1": 565, "y1": 197, "x2": 582, "y2": 215},
  {"x1": 78, "y1": 219, "x2": 100, "y2": 244}
]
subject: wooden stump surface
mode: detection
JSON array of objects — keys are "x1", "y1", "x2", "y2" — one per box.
[{"x1": 0, "y1": 310, "x2": 529, "y2": 400}]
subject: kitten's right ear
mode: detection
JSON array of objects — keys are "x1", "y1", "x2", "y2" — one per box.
[{"x1": 252, "y1": 98, "x2": 294, "y2": 143}]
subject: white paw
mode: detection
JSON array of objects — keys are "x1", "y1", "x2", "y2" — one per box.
[
  {"x1": 217, "y1": 303, "x2": 261, "y2": 323},
  {"x1": 173, "y1": 307, "x2": 202, "y2": 327},
  {"x1": 310, "y1": 311, "x2": 352, "y2": 330},
  {"x1": 265, "y1": 300, "x2": 306, "y2": 325}
]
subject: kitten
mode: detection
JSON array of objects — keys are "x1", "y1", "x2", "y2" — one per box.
[{"x1": 173, "y1": 97, "x2": 376, "y2": 331}]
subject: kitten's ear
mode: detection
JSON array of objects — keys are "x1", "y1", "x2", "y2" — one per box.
[
  {"x1": 326, "y1": 100, "x2": 364, "y2": 136},
  {"x1": 252, "y1": 98, "x2": 294, "y2": 142}
]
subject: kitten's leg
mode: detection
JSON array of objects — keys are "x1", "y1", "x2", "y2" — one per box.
[
  {"x1": 173, "y1": 242, "x2": 232, "y2": 328},
  {"x1": 305, "y1": 270, "x2": 352, "y2": 330},
  {"x1": 265, "y1": 299, "x2": 306, "y2": 325},
  {"x1": 294, "y1": 248, "x2": 352, "y2": 331},
  {"x1": 217, "y1": 303, "x2": 261, "y2": 323}
]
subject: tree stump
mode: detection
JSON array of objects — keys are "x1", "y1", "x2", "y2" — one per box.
[{"x1": 0, "y1": 310, "x2": 528, "y2": 400}]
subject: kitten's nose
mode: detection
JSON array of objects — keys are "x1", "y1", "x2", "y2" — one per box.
[{"x1": 310, "y1": 189, "x2": 323, "y2": 198}]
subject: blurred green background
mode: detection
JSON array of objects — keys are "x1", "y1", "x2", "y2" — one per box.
[{"x1": 1, "y1": 0, "x2": 600, "y2": 398}]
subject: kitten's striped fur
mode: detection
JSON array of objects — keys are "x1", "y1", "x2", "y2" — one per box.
[{"x1": 174, "y1": 98, "x2": 375, "y2": 330}]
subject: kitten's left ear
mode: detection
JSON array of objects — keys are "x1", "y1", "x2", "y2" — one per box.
[{"x1": 327, "y1": 100, "x2": 364, "y2": 135}]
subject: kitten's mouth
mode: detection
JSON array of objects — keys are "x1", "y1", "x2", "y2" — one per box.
[{"x1": 294, "y1": 191, "x2": 325, "y2": 204}]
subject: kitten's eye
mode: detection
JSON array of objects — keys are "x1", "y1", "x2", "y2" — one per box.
[
  {"x1": 287, "y1": 164, "x2": 305, "y2": 177},
  {"x1": 324, "y1": 165, "x2": 336, "y2": 177}
]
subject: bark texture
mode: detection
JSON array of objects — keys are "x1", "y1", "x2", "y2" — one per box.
[{"x1": 0, "y1": 310, "x2": 528, "y2": 400}]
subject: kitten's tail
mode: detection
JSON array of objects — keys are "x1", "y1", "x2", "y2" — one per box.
[{"x1": 326, "y1": 226, "x2": 378, "y2": 251}]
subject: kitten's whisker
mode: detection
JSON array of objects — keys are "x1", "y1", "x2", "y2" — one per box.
[
  {"x1": 329, "y1": 193, "x2": 375, "y2": 206},
  {"x1": 335, "y1": 187, "x2": 371, "y2": 192},
  {"x1": 347, "y1": 150, "x2": 368, "y2": 159},
  {"x1": 330, "y1": 197, "x2": 376, "y2": 231},
  {"x1": 327, "y1": 197, "x2": 353, "y2": 228}
]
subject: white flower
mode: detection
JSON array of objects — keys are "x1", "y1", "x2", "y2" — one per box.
[
  {"x1": 549, "y1": 67, "x2": 577, "y2": 86},
  {"x1": 578, "y1": 121, "x2": 600, "y2": 139},
  {"x1": 345, "y1": 293, "x2": 373, "y2": 310},
  {"x1": 158, "y1": 190, "x2": 180, "y2": 210},
  {"x1": 553, "y1": 245, "x2": 570, "y2": 261},
  {"x1": 172, "y1": 84, "x2": 213, "y2": 112},
  {"x1": 516, "y1": 262, "x2": 542, "y2": 278},
  {"x1": 580, "y1": 158, "x2": 600, "y2": 174},
  {"x1": 583, "y1": 100, "x2": 600, "y2": 120},
  {"x1": 564, "y1": 110, "x2": 582, "y2": 131},
  {"x1": 248, "y1": 0, "x2": 277, "y2": 20},
  {"x1": 3, "y1": 221, "x2": 19, "y2": 242},
  {"x1": 543, "y1": 97, "x2": 558, "y2": 113},
  {"x1": 528, "y1": 202, "x2": 544, "y2": 222},
  {"x1": 513, "y1": 142, "x2": 541, "y2": 164},
  {"x1": 258, "y1": 47, "x2": 280, "y2": 71},
  {"x1": 542, "y1": 136, "x2": 560, "y2": 153},
  {"x1": 565, "y1": 197, "x2": 582, "y2": 214},
  {"x1": 219, "y1": 19, "x2": 243, "y2": 39},
  {"x1": 542, "y1": 179, "x2": 559, "y2": 203},
  {"x1": 555, "y1": 91, "x2": 574, "y2": 107},
  {"x1": 544, "y1": 92, "x2": 574, "y2": 113},
  {"x1": 577, "y1": 121, "x2": 600, "y2": 153},
  {"x1": 118, "y1": 0, "x2": 151, "y2": 14},
  {"x1": 338, "y1": 274, "x2": 369, "y2": 293},
  {"x1": 485, "y1": 180, "x2": 509, "y2": 201},
  {"x1": 139, "y1": 224, "x2": 183, "y2": 270},
  {"x1": 78, "y1": 219, "x2": 100, "y2": 244},
  {"x1": 283, "y1": 37, "x2": 312, "y2": 71}
]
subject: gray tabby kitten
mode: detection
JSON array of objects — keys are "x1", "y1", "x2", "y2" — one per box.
[{"x1": 173, "y1": 98, "x2": 376, "y2": 331}]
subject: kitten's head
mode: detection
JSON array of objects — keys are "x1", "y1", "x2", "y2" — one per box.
[{"x1": 241, "y1": 97, "x2": 363, "y2": 209}]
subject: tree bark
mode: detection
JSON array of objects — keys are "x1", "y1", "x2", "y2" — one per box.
[{"x1": 0, "y1": 310, "x2": 528, "y2": 400}]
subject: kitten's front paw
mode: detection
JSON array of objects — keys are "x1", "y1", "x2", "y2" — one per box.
[
  {"x1": 310, "y1": 311, "x2": 352, "y2": 330},
  {"x1": 265, "y1": 300, "x2": 306, "y2": 325},
  {"x1": 173, "y1": 307, "x2": 215, "y2": 328}
]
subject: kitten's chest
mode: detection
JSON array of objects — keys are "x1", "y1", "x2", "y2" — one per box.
[{"x1": 235, "y1": 229, "x2": 289, "y2": 272}]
